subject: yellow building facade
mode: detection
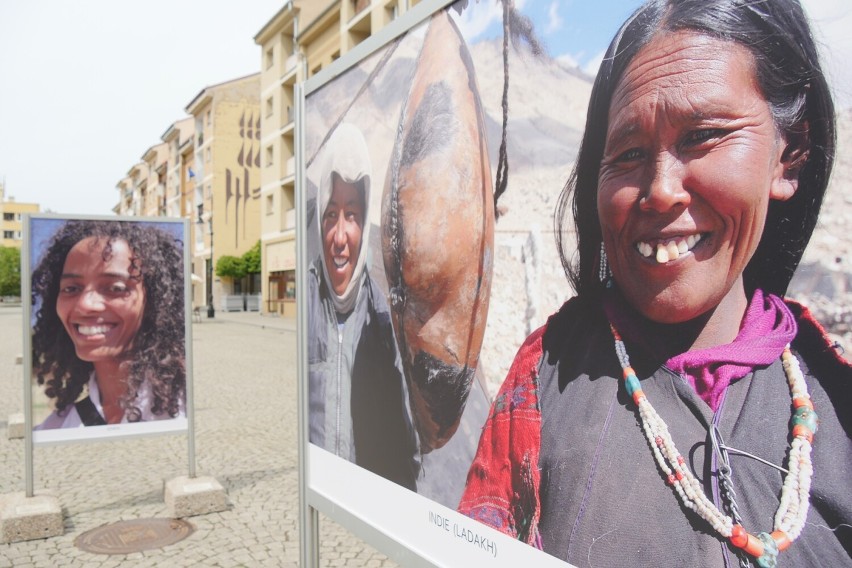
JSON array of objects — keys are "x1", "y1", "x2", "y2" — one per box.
[
  {"x1": 186, "y1": 74, "x2": 263, "y2": 313},
  {"x1": 0, "y1": 182, "x2": 40, "y2": 248},
  {"x1": 254, "y1": 0, "x2": 418, "y2": 317}
]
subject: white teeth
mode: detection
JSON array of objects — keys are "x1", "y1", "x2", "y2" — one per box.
[
  {"x1": 78, "y1": 325, "x2": 112, "y2": 336},
  {"x1": 637, "y1": 234, "x2": 703, "y2": 264},
  {"x1": 333, "y1": 257, "x2": 348, "y2": 269},
  {"x1": 666, "y1": 241, "x2": 679, "y2": 260}
]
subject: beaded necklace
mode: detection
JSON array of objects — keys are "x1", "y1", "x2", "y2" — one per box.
[{"x1": 609, "y1": 323, "x2": 817, "y2": 568}]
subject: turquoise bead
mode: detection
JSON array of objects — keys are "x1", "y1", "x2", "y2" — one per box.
[
  {"x1": 625, "y1": 374, "x2": 641, "y2": 396},
  {"x1": 791, "y1": 406, "x2": 818, "y2": 433},
  {"x1": 756, "y1": 532, "x2": 779, "y2": 568}
]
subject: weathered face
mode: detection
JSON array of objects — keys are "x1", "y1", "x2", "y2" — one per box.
[
  {"x1": 55, "y1": 237, "x2": 146, "y2": 363},
  {"x1": 322, "y1": 176, "x2": 364, "y2": 296},
  {"x1": 597, "y1": 31, "x2": 796, "y2": 323}
]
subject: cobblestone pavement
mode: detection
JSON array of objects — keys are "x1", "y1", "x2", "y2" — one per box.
[{"x1": 0, "y1": 306, "x2": 397, "y2": 567}]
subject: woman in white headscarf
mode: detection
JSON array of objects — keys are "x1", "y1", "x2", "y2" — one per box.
[{"x1": 307, "y1": 123, "x2": 419, "y2": 490}]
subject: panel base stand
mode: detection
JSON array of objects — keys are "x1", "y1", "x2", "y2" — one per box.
[
  {"x1": 0, "y1": 492, "x2": 64, "y2": 544},
  {"x1": 164, "y1": 475, "x2": 228, "y2": 517},
  {"x1": 6, "y1": 413, "x2": 24, "y2": 439}
]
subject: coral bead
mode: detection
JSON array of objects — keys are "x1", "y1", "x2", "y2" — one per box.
[
  {"x1": 792, "y1": 424, "x2": 814, "y2": 443},
  {"x1": 743, "y1": 533, "x2": 765, "y2": 558},
  {"x1": 730, "y1": 525, "x2": 748, "y2": 548},
  {"x1": 770, "y1": 530, "x2": 791, "y2": 552}
]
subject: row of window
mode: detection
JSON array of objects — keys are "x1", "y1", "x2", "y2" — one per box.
[{"x1": 2, "y1": 212, "x2": 22, "y2": 221}]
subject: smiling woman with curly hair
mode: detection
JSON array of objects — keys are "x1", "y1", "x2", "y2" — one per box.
[{"x1": 32, "y1": 220, "x2": 186, "y2": 428}]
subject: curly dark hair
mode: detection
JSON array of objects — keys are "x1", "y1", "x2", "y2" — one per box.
[
  {"x1": 555, "y1": 0, "x2": 835, "y2": 302},
  {"x1": 31, "y1": 220, "x2": 186, "y2": 422}
]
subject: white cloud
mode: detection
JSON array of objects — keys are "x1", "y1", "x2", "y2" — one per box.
[
  {"x1": 582, "y1": 50, "x2": 606, "y2": 77},
  {"x1": 555, "y1": 48, "x2": 604, "y2": 78},
  {"x1": 450, "y1": 0, "x2": 505, "y2": 42},
  {"x1": 802, "y1": 0, "x2": 852, "y2": 108},
  {"x1": 449, "y1": 0, "x2": 530, "y2": 43},
  {"x1": 545, "y1": 2, "x2": 563, "y2": 35},
  {"x1": 556, "y1": 52, "x2": 580, "y2": 69}
]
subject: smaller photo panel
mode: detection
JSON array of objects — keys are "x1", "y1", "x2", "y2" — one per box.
[{"x1": 27, "y1": 216, "x2": 188, "y2": 444}]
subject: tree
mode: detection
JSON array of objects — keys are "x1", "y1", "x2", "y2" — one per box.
[
  {"x1": 0, "y1": 246, "x2": 21, "y2": 297},
  {"x1": 215, "y1": 255, "x2": 246, "y2": 279},
  {"x1": 242, "y1": 240, "x2": 261, "y2": 274}
]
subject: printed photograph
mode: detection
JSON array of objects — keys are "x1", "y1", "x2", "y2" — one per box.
[
  {"x1": 29, "y1": 216, "x2": 188, "y2": 443},
  {"x1": 303, "y1": 0, "x2": 852, "y2": 565}
]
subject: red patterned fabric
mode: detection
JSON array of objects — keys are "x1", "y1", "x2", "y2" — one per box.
[{"x1": 457, "y1": 325, "x2": 546, "y2": 547}]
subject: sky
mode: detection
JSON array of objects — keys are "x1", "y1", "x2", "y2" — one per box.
[{"x1": 1, "y1": 0, "x2": 850, "y2": 216}]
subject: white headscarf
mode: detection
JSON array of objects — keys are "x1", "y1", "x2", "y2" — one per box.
[{"x1": 317, "y1": 123, "x2": 372, "y2": 315}]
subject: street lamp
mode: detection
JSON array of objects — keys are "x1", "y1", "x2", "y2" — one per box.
[{"x1": 197, "y1": 212, "x2": 215, "y2": 318}]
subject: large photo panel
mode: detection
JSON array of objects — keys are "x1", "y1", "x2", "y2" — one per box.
[
  {"x1": 300, "y1": 0, "x2": 643, "y2": 564},
  {"x1": 301, "y1": 0, "x2": 852, "y2": 564},
  {"x1": 27, "y1": 215, "x2": 189, "y2": 444}
]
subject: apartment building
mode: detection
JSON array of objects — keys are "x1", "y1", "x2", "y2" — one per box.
[
  {"x1": 254, "y1": 0, "x2": 416, "y2": 317},
  {"x1": 116, "y1": 162, "x2": 150, "y2": 218},
  {"x1": 161, "y1": 117, "x2": 196, "y2": 220},
  {"x1": 185, "y1": 73, "x2": 263, "y2": 313},
  {"x1": 0, "y1": 182, "x2": 40, "y2": 247}
]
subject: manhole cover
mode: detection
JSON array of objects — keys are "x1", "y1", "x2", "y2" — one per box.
[{"x1": 75, "y1": 518, "x2": 194, "y2": 554}]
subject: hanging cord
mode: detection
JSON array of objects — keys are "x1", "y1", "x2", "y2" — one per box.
[
  {"x1": 493, "y1": 0, "x2": 511, "y2": 218},
  {"x1": 492, "y1": 0, "x2": 545, "y2": 218}
]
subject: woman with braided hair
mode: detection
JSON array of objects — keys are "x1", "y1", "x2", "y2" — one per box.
[{"x1": 32, "y1": 220, "x2": 186, "y2": 429}]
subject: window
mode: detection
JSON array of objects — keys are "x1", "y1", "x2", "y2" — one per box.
[
  {"x1": 206, "y1": 110, "x2": 211, "y2": 128},
  {"x1": 266, "y1": 194, "x2": 274, "y2": 215},
  {"x1": 2, "y1": 213, "x2": 13, "y2": 221},
  {"x1": 269, "y1": 270, "x2": 296, "y2": 300},
  {"x1": 284, "y1": 270, "x2": 295, "y2": 299},
  {"x1": 206, "y1": 147, "x2": 211, "y2": 162},
  {"x1": 265, "y1": 47, "x2": 274, "y2": 69},
  {"x1": 3, "y1": 231, "x2": 13, "y2": 239},
  {"x1": 266, "y1": 97, "x2": 273, "y2": 118},
  {"x1": 266, "y1": 146, "x2": 273, "y2": 167}
]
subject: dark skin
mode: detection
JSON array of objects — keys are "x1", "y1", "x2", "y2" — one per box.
[{"x1": 597, "y1": 32, "x2": 804, "y2": 352}]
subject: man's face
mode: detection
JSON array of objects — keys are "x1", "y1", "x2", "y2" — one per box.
[{"x1": 322, "y1": 176, "x2": 364, "y2": 295}]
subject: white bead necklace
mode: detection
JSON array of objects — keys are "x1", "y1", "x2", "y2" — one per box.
[{"x1": 610, "y1": 323, "x2": 817, "y2": 568}]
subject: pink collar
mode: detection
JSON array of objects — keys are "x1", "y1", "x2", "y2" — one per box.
[{"x1": 604, "y1": 288, "x2": 797, "y2": 411}]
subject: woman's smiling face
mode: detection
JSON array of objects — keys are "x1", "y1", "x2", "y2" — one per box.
[
  {"x1": 597, "y1": 31, "x2": 797, "y2": 324},
  {"x1": 55, "y1": 237, "x2": 146, "y2": 363}
]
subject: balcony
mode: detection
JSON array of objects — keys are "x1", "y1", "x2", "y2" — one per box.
[
  {"x1": 285, "y1": 53, "x2": 298, "y2": 75},
  {"x1": 284, "y1": 208, "x2": 296, "y2": 231}
]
